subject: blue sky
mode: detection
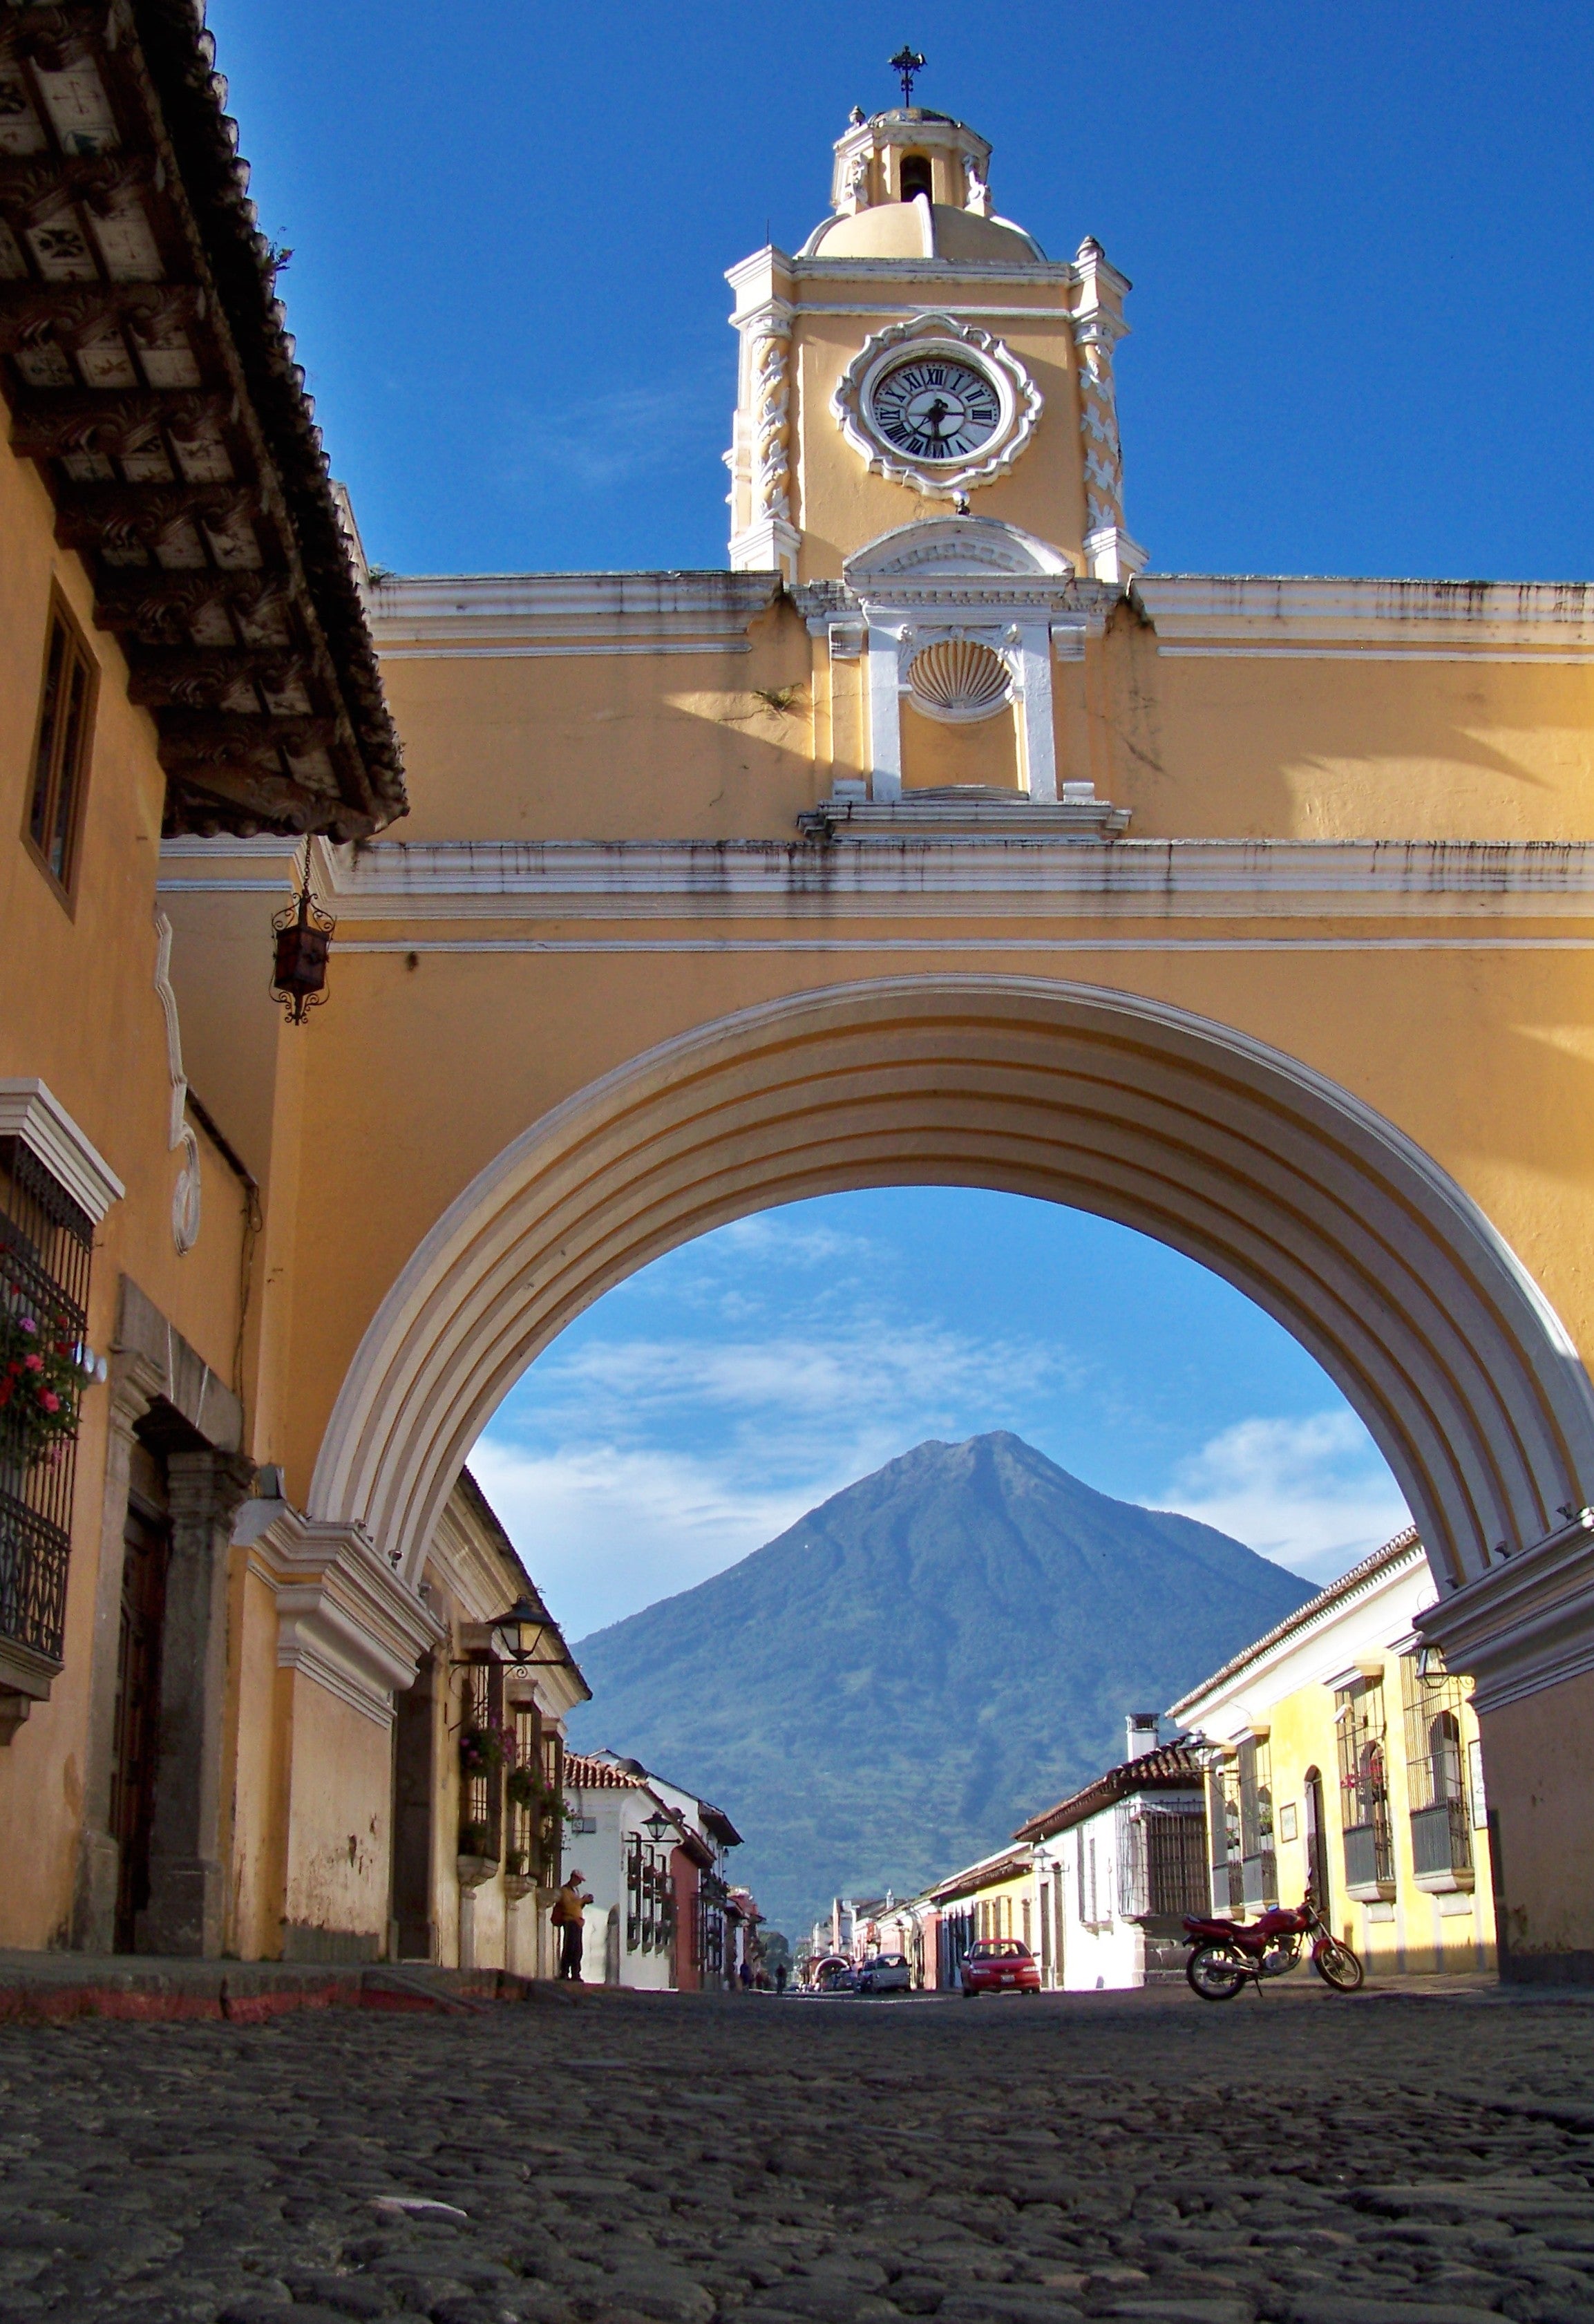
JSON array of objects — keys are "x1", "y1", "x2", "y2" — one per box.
[
  {"x1": 209, "y1": 0, "x2": 1594, "y2": 581},
  {"x1": 202, "y1": 2, "x2": 1583, "y2": 1634}
]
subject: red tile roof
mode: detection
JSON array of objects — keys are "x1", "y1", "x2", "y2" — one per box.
[{"x1": 1012, "y1": 1741, "x2": 1206, "y2": 1844}]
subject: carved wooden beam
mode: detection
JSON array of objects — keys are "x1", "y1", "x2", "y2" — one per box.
[
  {"x1": 9, "y1": 388, "x2": 233, "y2": 458},
  {"x1": 0, "y1": 282, "x2": 206, "y2": 350},
  {"x1": 92, "y1": 571, "x2": 294, "y2": 638},
  {"x1": 158, "y1": 709, "x2": 336, "y2": 753},
  {"x1": 126, "y1": 648, "x2": 310, "y2": 708}
]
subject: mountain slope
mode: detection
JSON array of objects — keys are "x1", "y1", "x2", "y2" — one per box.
[{"x1": 566, "y1": 1432, "x2": 1315, "y2": 1934}]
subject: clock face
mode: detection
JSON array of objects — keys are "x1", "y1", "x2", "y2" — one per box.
[{"x1": 869, "y1": 355, "x2": 1003, "y2": 462}]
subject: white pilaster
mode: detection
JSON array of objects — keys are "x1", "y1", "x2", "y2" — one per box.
[
  {"x1": 1014, "y1": 624, "x2": 1058, "y2": 801},
  {"x1": 866, "y1": 627, "x2": 904, "y2": 801}
]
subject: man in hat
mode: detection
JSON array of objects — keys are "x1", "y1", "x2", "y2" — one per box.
[{"x1": 552, "y1": 1869, "x2": 589, "y2": 1982}]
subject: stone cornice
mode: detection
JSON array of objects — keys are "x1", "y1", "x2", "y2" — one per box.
[
  {"x1": 1141, "y1": 575, "x2": 1594, "y2": 659},
  {"x1": 366, "y1": 572, "x2": 782, "y2": 661},
  {"x1": 159, "y1": 836, "x2": 1594, "y2": 925},
  {"x1": 1416, "y1": 1511, "x2": 1594, "y2": 1713},
  {"x1": 0, "y1": 1079, "x2": 124, "y2": 1224},
  {"x1": 237, "y1": 1500, "x2": 443, "y2": 1727}
]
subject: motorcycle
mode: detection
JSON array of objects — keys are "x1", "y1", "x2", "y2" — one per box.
[{"x1": 1182, "y1": 1884, "x2": 1364, "y2": 2001}]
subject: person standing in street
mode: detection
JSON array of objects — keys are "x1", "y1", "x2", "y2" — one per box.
[{"x1": 552, "y1": 1870, "x2": 588, "y2": 1982}]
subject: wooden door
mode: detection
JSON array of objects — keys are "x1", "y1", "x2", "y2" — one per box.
[{"x1": 110, "y1": 1497, "x2": 169, "y2": 1952}]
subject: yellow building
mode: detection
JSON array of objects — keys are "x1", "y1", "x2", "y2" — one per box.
[
  {"x1": 9, "y1": 11, "x2": 1594, "y2": 1978},
  {"x1": 1171, "y1": 1531, "x2": 1497, "y2": 1976},
  {"x1": 928, "y1": 1844, "x2": 1038, "y2": 1988}
]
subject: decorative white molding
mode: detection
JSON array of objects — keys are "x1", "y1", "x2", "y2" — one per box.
[
  {"x1": 237, "y1": 1498, "x2": 444, "y2": 1728},
  {"x1": 0, "y1": 1079, "x2": 123, "y2": 1222},
  {"x1": 1138, "y1": 574, "x2": 1594, "y2": 661},
  {"x1": 831, "y1": 312, "x2": 1043, "y2": 499},
  {"x1": 367, "y1": 572, "x2": 781, "y2": 663},
  {"x1": 158, "y1": 836, "x2": 1594, "y2": 920},
  {"x1": 305, "y1": 975, "x2": 1594, "y2": 1603},
  {"x1": 1416, "y1": 1511, "x2": 1594, "y2": 1712},
  {"x1": 152, "y1": 909, "x2": 200, "y2": 1256}
]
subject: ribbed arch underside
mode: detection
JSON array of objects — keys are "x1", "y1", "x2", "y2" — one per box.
[{"x1": 309, "y1": 977, "x2": 1594, "y2": 1600}]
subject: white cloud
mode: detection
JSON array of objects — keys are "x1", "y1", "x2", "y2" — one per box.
[
  {"x1": 466, "y1": 1438, "x2": 842, "y2": 1642},
  {"x1": 1161, "y1": 1412, "x2": 1411, "y2": 1584}
]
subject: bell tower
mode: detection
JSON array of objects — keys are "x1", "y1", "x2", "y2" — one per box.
[
  {"x1": 725, "y1": 95, "x2": 1144, "y2": 588},
  {"x1": 723, "y1": 86, "x2": 1144, "y2": 816}
]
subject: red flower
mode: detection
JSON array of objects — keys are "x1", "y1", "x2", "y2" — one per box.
[
  {"x1": 22, "y1": 1354, "x2": 42, "y2": 1374},
  {"x1": 38, "y1": 1392, "x2": 59, "y2": 1414}
]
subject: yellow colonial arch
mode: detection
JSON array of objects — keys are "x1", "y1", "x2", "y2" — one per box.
[{"x1": 307, "y1": 974, "x2": 1594, "y2": 1656}]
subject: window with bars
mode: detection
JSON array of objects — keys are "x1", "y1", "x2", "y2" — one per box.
[
  {"x1": 25, "y1": 596, "x2": 96, "y2": 900},
  {"x1": 625, "y1": 1836, "x2": 674, "y2": 1954},
  {"x1": 457, "y1": 1658, "x2": 503, "y2": 1861},
  {"x1": 1401, "y1": 1651, "x2": 1474, "y2": 1882},
  {"x1": 1208, "y1": 1762, "x2": 1244, "y2": 1911},
  {"x1": 1, "y1": 1138, "x2": 93, "y2": 1671},
  {"x1": 1119, "y1": 1806, "x2": 1211, "y2": 1919},
  {"x1": 1336, "y1": 1673, "x2": 1395, "y2": 1890},
  {"x1": 1238, "y1": 1736, "x2": 1277, "y2": 1907}
]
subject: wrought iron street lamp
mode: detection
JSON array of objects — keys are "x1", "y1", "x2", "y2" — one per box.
[
  {"x1": 643, "y1": 1810, "x2": 674, "y2": 1844},
  {"x1": 490, "y1": 1596, "x2": 567, "y2": 1668},
  {"x1": 270, "y1": 842, "x2": 334, "y2": 1024}
]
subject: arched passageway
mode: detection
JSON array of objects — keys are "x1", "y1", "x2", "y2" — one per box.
[{"x1": 307, "y1": 976, "x2": 1594, "y2": 1609}]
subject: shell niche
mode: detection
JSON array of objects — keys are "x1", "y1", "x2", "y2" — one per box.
[{"x1": 907, "y1": 637, "x2": 1010, "y2": 721}]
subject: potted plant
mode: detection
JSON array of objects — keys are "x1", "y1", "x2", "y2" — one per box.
[
  {"x1": 0, "y1": 1290, "x2": 83, "y2": 1486},
  {"x1": 459, "y1": 1723, "x2": 508, "y2": 1777}
]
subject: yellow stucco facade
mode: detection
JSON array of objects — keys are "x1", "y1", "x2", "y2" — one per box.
[{"x1": 10, "y1": 57, "x2": 1594, "y2": 1976}]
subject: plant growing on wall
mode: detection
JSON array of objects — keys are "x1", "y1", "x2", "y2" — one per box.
[
  {"x1": 459, "y1": 1723, "x2": 509, "y2": 1777},
  {"x1": 0, "y1": 1288, "x2": 82, "y2": 1472}
]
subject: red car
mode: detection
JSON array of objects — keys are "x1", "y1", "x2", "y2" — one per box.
[{"x1": 961, "y1": 1938, "x2": 1042, "y2": 1996}]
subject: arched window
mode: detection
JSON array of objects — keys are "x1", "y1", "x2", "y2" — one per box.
[
  {"x1": 1428, "y1": 1709, "x2": 1464, "y2": 1803},
  {"x1": 900, "y1": 153, "x2": 933, "y2": 202}
]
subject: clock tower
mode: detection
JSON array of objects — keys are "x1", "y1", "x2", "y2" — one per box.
[
  {"x1": 725, "y1": 99, "x2": 1144, "y2": 590},
  {"x1": 724, "y1": 95, "x2": 1144, "y2": 809}
]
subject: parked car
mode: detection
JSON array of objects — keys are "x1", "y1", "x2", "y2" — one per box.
[
  {"x1": 961, "y1": 1938, "x2": 1041, "y2": 1997},
  {"x1": 857, "y1": 1951, "x2": 911, "y2": 1994},
  {"x1": 810, "y1": 1954, "x2": 855, "y2": 1993}
]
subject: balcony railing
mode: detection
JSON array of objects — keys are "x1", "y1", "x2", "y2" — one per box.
[
  {"x1": 1410, "y1": 1797, "x2": 1474, "y2": 1891},
  {"x1": 1342, "y1": 1818, "x2": 1396, "y2": 1900}
]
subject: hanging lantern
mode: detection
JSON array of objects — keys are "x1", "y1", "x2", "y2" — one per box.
[{"x1": 270, "y1": 844, "x2": 335, "y2": 1024}]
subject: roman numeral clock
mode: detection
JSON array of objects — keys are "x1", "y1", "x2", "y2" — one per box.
[{"x1": 831, "y1": 311, "x2": 1043, "y2": 497}]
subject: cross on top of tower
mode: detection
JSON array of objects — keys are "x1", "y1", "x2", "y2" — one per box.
[{"x1": 889, "y1": 46, "x2": 926, "y2": 106}]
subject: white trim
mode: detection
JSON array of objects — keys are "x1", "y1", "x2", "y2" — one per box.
[
  {"x1": 152, "y1": 909, "x2": 200, "y2": 1256},
  {"x1": 325, "y1": 936, "x2": 1594, "y2": 955},
  {"x1": 1139, "y1": 574, "x2": 1594, "y2": 659},
  {"x1": 831, "y1": 314, "x2": 1043, "y2": 500},
  {"x1": 1418, "y1": 1512, "x2": 1594, "y2": 1713},
  {"x1": 375, "y1": 639, "x2": 754, "y2": 663},
  {"x1": 238, "y1": 1499, "x2": 444, "y2": 1728},
  {"x1": 0, "y1": 1079, "x2": 123, "y2": 1222},
  {"x1": 157, "y1": 835, "x2": 1594, "y2": 923}
]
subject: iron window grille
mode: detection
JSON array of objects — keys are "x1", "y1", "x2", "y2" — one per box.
[
  {"x1": 458, "y1": 1657, "x2": 503, "y2": 1861},
  {"x1": 1208, "y1": 1762, "x2": 1244, "y2": 1913},
  {"x1": 0, "y1": 1137, "x2": 93, "y2": 1670},
  {"x1": 1119, "y1": 1804, "x2": 1211, "y2": 1920},
  {"x1": 1336, "y1": 1674, "x2": 1395, "y2": 1892},
  {"x1": 1401, "y1": 1650, "x2": 1474, "y2": 1884},
  {"x1": 1238, "y1": 1735, "x2": 1278, "y2": 1908}
]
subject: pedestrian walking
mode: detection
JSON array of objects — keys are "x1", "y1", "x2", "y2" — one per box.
[
  {"x1": 552, "y1": 1870, "x2": 588, "y2": 1981},
  {"x1": 775, "y1": 1962, "x2": 788, "y2": 1996}
]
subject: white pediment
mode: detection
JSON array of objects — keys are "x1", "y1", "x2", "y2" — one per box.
[{"x1": 844, "y1": 516, "x2": 1076, "y2": 587}]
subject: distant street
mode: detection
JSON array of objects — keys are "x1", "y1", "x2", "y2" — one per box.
[{"x1": 3, "y1": 1987, "x2": 1594, "y2": 2321}]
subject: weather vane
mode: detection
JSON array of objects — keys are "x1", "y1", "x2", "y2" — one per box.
[{"x1": 889, "y1": 46, "x2": 925, "y2": 106}]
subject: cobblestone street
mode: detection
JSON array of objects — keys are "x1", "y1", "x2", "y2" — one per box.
[{"x1": 4, "y1": 1986, "x2": 1594, "y2": 2323}]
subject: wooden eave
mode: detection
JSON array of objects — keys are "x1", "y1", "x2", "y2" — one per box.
[{"x1": 0, "y1": 1, "x2": 406, "y2": 840}]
